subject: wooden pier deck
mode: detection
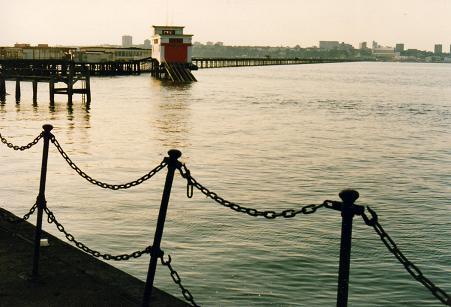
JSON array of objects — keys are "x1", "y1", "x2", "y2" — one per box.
[{"x1": 0, "y1": 207, "x2": 188, "y2": 307}]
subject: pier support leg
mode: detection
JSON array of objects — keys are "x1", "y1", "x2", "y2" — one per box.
[
  {"x1": 32, "y1": 80, "x2": 38, "y2": 103},
  {"x1": 15, "y1": 79, "x2": 21, "y2": 103},
  {"x1": 142, "y1": 150, "x2": 181, "y2": 307},
  {"x1": 85, "y1": 75, "x2": 91, "y2": 104},
  {"x1": 0, "y1": 78, "x2": 5, "y2": 102},
  {"x1": 49, "y1": 79, "x2": 55, "y2": 104}
]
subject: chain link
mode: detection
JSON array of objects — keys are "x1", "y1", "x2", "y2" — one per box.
[
  {"x1": 50, "y1": 135, "x2": 168, "y2": 190},
  {"x1": 362, "y1": 207, "x2": 451, "y2": 306},
  {"x1": 160, "y1": 254, "x2": 200, "y2": 307},
  {"x1": 44, "y1": 205, "x2": 152, "y2": 261},
  {"x1": 178, "y1": 163, "x2": 330, "y2": 219},
  {"x1": 0, "y1": 132, "x2": 43, "y2": 151},
  {"x1": 0, "y1": 202, "x2": 38, "y2": 224}
]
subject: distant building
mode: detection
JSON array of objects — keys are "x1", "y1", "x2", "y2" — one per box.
[
  {"x1": 206, "y1": 41, "x2": 214, "y2": 46},
  {"x1": 372, "y1": 46, "x2": 396, "y2": 59},
  {"x1": 434, "y1": 44, "x2": 442, "y2": 54},
  {"x1": 319, "y1": 41, "x2": 339, "y2": 50},
  {"x1": 372, "y1": 41, "x2": 379, "y2": 49},
  {"x1": 143, "y1": 39, "x2": 151, "y2": 49},
  {"x1": 214, "y1": 41, "x2": 224, "y2": 46},
  {"x1": 395, "y1": 43, "x2": 404, "y2": 52},
  {"x1": 2, "y1": 45, "x2": 74, "y2": 60},
  {"x1": 359, "y1": 42, "x2": 367, "y2": 49},
  {"x1": 122, "y1": 35, "x2": 133, "y2": 48},
  {"x1": 74, "y1": 47, "x2": 151, "y2": 63},
  {"x1": 151, "y1": 25, "x2": 193, "y2": 64}
]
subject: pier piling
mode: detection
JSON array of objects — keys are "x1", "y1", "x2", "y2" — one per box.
[
  {"x1": 15, "y1": 79, "x2": 21, "y2": 102},
  {"x1": 0, "y1": 78, "x2": 5, "y2": 101},
  {"x1": 32, "y1": 80, "x2": 38, "y2": 103}
]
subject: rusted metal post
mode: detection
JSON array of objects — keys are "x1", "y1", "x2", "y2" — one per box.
[
  {"x1": 336, "y1": 189, "x2": 360, "y2": 307},
  {"x1": 142, "y1": 149, "x2": 181, "y2": 307},
  {"x1": 31, "y1": 124, "x2": 53, "y2": 279}
]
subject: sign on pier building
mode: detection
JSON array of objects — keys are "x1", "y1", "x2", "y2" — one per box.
[{"x1": 151, "y1": 26, "x2": 193, "y2": 64}]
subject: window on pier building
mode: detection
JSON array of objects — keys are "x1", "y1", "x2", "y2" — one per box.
[
  {"x1": 169, "y1": 38, "x2": 183, "y2": 44},
  {"x1": 162, "y1": 30, "x2": 176, "y2": 35}
]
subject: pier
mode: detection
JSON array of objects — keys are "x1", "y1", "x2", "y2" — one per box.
[
  {"x1": 0, "y1": 59, "x2": 91, "y2": 104},
  {"x1": 191, "y1": 57, "x2": 362, "y2": 68}
]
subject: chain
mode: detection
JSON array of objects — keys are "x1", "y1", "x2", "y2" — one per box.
[
  {"x1": 50, "y1": 135, "x2": 168, "y2": 190},
  {"x1": 0, "y1": 132, "x2": 43, "y2": 151},
  {"x1": 178, "y1": 163, "x2": 332, "y2": 219},
  {"x1": 44, "y1": 205, "x2": 152, "y2": 261},
  {"x1": 0, "y1": 202, "x2": 38, "y2": 224},
  {"x1": 362, "y1": 207, "x2": 451, "y2": 306},
  {"x1": 160, "y1": 254, "x2": 200, "y2": 307}
]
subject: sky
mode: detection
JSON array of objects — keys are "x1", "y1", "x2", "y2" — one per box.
[{"x1": 1, "y1": 0, "x2": 450, "y2": 51}]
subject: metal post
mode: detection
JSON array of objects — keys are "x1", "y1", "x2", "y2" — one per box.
[
  {"x1": 31, "y1": 124, "x2": 53, "y2": 279},
  {"x1": 336, "y1": 189, "x2": 360, "y2": 307},
  {"x1": 142, "y1": 149, "x2": 181, "y2": 307}
]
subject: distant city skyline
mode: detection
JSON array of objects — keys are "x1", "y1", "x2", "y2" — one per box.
[{"x1": 1, "y1": 0, "x2": 450, "y2": 51}]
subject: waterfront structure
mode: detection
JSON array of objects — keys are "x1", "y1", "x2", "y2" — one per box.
[
  {"x1": 434, "y1": 44, "x2": 442, "y2": 54},
  {"x1": 0, "y1": 44, "x2": 74, "y2": 60},
  {"x1": 74, "y1": 47, "x2": 151, "y2": 63},
  {"x1": 122, "y1": 35, "x2": 133, "y2": 48},
  {"x1": 151, "y1": 25, "x2": 193, "y2": 64},
  {"x1": 319, "y1": 41, "x2": 339, "y2": 50},
  {"x1": 372, "y1": 41, "x2": 380, "y2": 49},
  {"x1": 359, "y1": 42, "x2": 367, "y2": 50},
  {"x1": 395, "y1": 43, "x2": 405, "y2": 52},
  {"x1": 143, "y1": 39, "x2": 151, "y2": 49},
  {"x1": 372, "y1": 46, "x2": 396, "y2": 59}
]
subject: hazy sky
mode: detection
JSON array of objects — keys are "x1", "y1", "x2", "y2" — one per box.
[{"x1": 1, "y1": 0, "x2": 450, "y2": 51}]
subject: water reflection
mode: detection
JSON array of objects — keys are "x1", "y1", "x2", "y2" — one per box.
[{"x1": 150, "y1": 80, "x2": 193, "y2": 149}]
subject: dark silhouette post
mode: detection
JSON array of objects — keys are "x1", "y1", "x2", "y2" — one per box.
[
  {"x1": 336, "y1": 189, "x2": 361, "y2": 307},
  {"x1": 0, "y1": 78, "x2": 5, "y2": 101},
  {"x1": 32, "y1": 80, "x2": 38, "y2": 103},
  {"x1": 142, "y1": 149, "x2": 181, "y2": 307},
  {"x1": 15, "y1": 79, "x2": 20, "y2": 102},
  {"x1": 32, "y1": 124, "x2": 53, "y2": 279}
]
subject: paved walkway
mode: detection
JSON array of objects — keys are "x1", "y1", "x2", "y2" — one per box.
[{"x1": 0, "y1": 207, "x2": 188, "y2": 307}]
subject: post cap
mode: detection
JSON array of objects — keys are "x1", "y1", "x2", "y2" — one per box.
[
  {"x1": 339, "y1": 189, "x2": 359, "y2": 204},
  {"x1": 42, "y1": 124, "x2": 53, "y2": 132},
  {"x1": 167, "y1": 149, "x2": 182, "y2": 160}
]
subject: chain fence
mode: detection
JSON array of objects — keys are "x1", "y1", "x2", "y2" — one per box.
[
  {"x1": 160, "y1": 254, "x2": 200, "y2": 307},
  {"x1": 50, "y1": 135, "x2": 168, "y2": 190},
  {"x1": 0, "y1": 132, "x2": 43, "y2": 151},
  {"x1": 178, "y1": 163, "x2": 336, "y2": 219},
  {"x1": 44, "y1": 204, "x2": 153, "y2": 261},
  {"x1": 0, "y1": 202, "x2": 37, "y2": 224},
  {"x1": 361, "y1": 207, "x2": 451, "y2": 306},
  {"x1": 1, "y1": 127, "x2": 449, "y2": 306}
]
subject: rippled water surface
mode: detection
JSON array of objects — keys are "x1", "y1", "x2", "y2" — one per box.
[{"x1": 1, "y1": 62, "x2": 450, "y2": 306}]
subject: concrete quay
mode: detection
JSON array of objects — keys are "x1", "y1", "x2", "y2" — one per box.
[{"x1": 0, "y1": 207, "x2": 189, "y2": 307}]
